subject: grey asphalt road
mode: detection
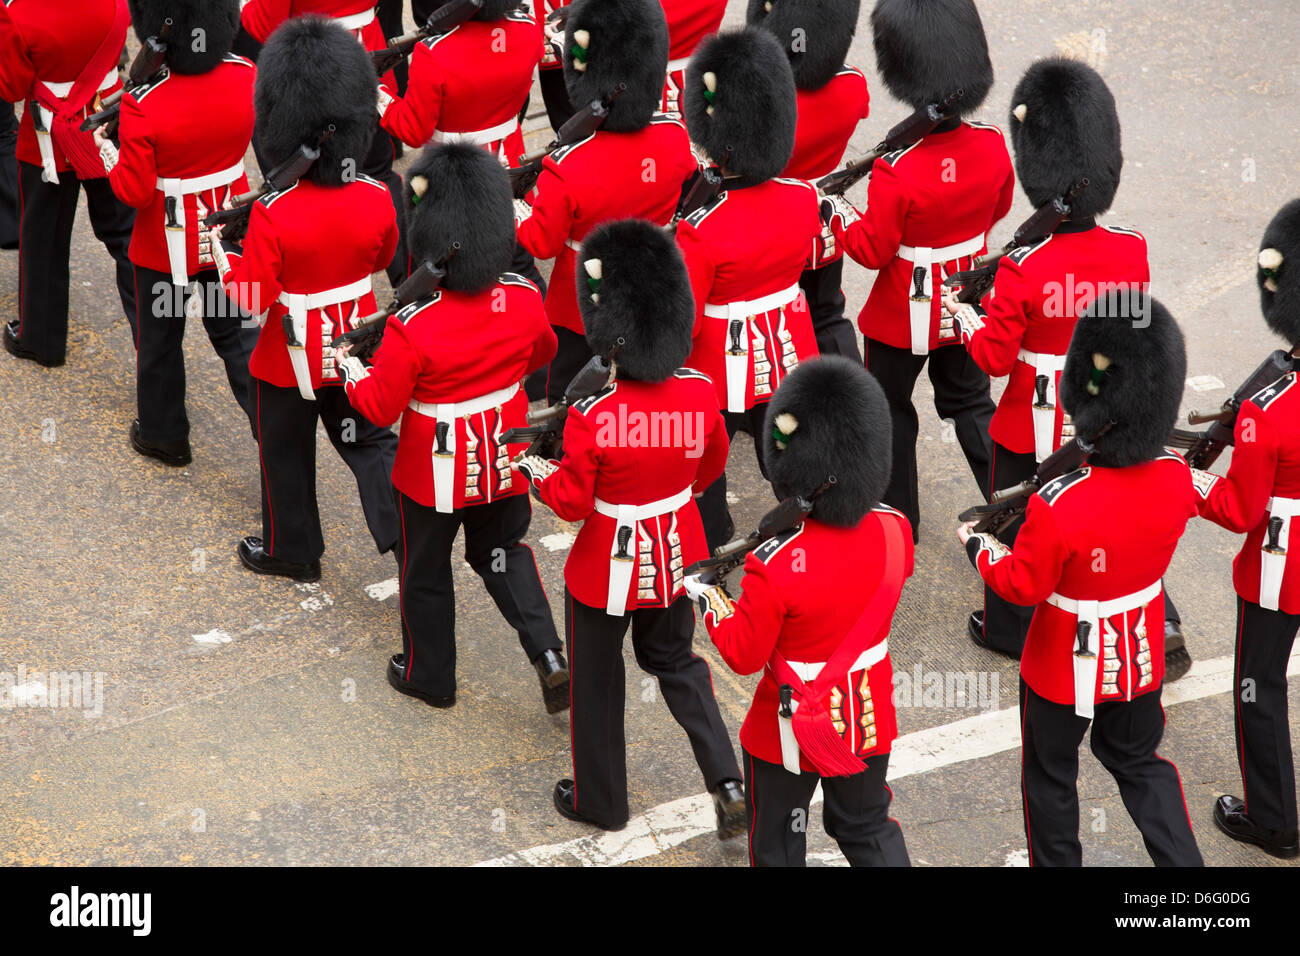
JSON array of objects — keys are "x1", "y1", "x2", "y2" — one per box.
[{"x1": 1, "y1": 0, "x2": 1298, "y2": 867}]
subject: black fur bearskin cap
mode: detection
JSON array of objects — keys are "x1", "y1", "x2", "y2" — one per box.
[
  {"x1": 577, "y1": 219, "x2": 695, "y2": 383},
  {"x1": 1257, "y1": 199, "x2": 1300, "y2": 346},
  {"x1": 255, "y1": 17, "x2": 378, "y2": 187},
  {"x1": 1060, "y1": 289, "x2": 1186, "y2": 469},
  {"x1": 762, "y1": 356, "x2": 892, "y2": 527},
  {"x1": 871, "y1": 0, "x2": 992, "y2": 114},
  {"x1": 747, "y1": 0, "x2": 861, "y2": 90},
  {"x1": 1009, "y1": 57, "x2": 1122, "y2": 219},
  {"x1": 405, "y1": 143, "x2": 515, "y2": 294},
  {"x1": 563, "y1": 0, "x2": 668, "y2": 133},
  {"x1": 684, "y1": 29, "x2": 798, "y2": 187},
  {"x1": 128, "y1": 0, "x2": 240, "y2": 75}
]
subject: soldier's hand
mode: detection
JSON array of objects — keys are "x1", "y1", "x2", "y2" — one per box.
[
  {"x1": 946, "y1": 295, "x2": 984, "y2": 342},
  {"x1": 376, "y1": 85, "x2": 395, "y2": 119},
  {"x1": 336, "y1": 351, "x2": 369, "y2": 388},
  {"x1": 956, "y1": 520, "x2": 978, "y2": 546},
  {"x1": 683, "y1": 573, "x2": 736, "y2": 626},
  {"x1": 513, "y1": 197, "x2": 533, "y2": 228},
  {"x1": 512, "y1": 454, "x2": 557, "y2": 488}
]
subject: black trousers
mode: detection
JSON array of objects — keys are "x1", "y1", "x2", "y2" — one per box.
[
  {"x1": 1233, "y1": 596, "x2": 1300, "y2": 831},
  {"x1": 254, "y1": 378, "x2": 399, "y2": 565},
  {"x1": 799, "y1": 259, "x2": 861, "y2": 361},
  {"x1": 539, "y1": 68, "x2": 576, "y2": 134},
  {"x1": 133, "y1": 265, "x2": 258, "y2": 444},
  {"x1": 744, "y1": 749, "x2": 910, "y2": 867},
  {"x1": 865, "y1": 338, "x2": 994, "y2": 539},
  {"x1": 1019, "y1": 680, "x2": 1203, "y2": 866},
  {"x1": 0, "y1": 103, "x2": 18, "y2": 249},
  {"x1": 377, "y1": 0, "x2": 409, "y2": 95},
  {"x1": 14, "y1": 161, "x2": 136, "y2": 365},
  {"x1": 566, "y1": 590, "x2": 741, "y2": 828},
  {"x1": 980, "y1": 441, "x2": 1037, "y2": 656},
  {"x1": 544, "y1": 325, "x2": 592, "y2": 406},
  {"x1": 394, "y1": 491, "x2": 561, "y2": 697},
  {"x1": 697, "y1": 404, "x2": 771, "y2": 553}
]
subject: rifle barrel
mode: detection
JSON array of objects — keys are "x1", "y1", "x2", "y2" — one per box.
[{"x1": 1187, "y1": 407, "x2": 1233, "y2": 426}]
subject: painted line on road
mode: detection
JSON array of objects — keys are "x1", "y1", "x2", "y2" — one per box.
[{"x1": 475, "y1": 649, "x2": 1300, "y2": 867}]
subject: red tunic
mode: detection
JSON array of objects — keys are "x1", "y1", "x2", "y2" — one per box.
[
  {"x1": 533, "y1": 370, "x2": 729, "y2": 611},
  {"x1": 960, "y1": 223, "x2": 1149, "y2": 457},
  {"x1": 534, "y1": 0, "x2": 568, "y2": 73},
  {"x1": 660, "y1": 0, "x2": 727, "y2": 116},
  {"x1": 1195, "y1": 371, "x2": 1300, "y2": 614},
  {"x1": 219, "y1": 176, "x2": 400, "y2": 390},
  {"x1": 240, "y1": 0, "x2": 387, "y2": 48},
  {"x1": 704, "y1": 508, "x2": 914, "y2": 768},
  {"x1": 108, "y1": 56, "x2": 255, "y2": 276},
  {"x1": 342, "y1": 276, "x2": 556, "y2": 509},
  {"x1": 0, "y1": 0, "x2": 127, "y2": 174},
  {"x1": 783, "y1": 67, "x2": 871, "y2": 181},
  {"x1": 676, "y1": 178, "x2": 822, "y2": 411},
  {"x1": 379, "y1": 10, "x2": 540, "y2": 165},
  {"x1": 835, "y1": 121, "x2": 1015, "y2": 352},
  {"x1": 972, "y1": 454, "x2": 1198, "y2": 706},
  {"x1": 516, "y1": 114, "x2": 696, "y2": 335}
]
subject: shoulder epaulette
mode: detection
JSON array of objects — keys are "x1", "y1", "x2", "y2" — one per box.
[
  {"x1": 648, "y1": 112, "x2": 685, "y2": 128},
  {"x1": 223, "y1": 54, "x2": 254, "y2": 69},
  {"x1": 129, "y1": 68, "x2": 171, "y2": 101},
  {"x1": 572, "y1": 383, "x2": 617, "y2": 414},
  {"x1": 1251, "y1": 372, "x2": 1297, "y2": 410},
  {"x1": 835, "y1": 66, "x2": 862, "y2": 79},
  {"x1": 354, "y1": 173, "x2": 386, "y2": 191},
  {"x1": 873, "y1": 504, "x2": 907, "y2": 520},
  {"x1": 1101, "y1": 224, "x2": 1146, "y2": 241},
  {"x1": 498, "y1": 272, "x2": 539, "y2": 292},
  {"x1": 420, "y1": 25, "x2": 463, "y2": 51},
  {"x1": 1006, "y1": 236, "x2": 1053, "y2": 267},
  {"x1": 879, "y1": 139, "x2": 922, "y2": 168},
  {"x1": 550, "y1": 133, "x2": 597, "y2": 165},
  {"x1": 967, "y1": 120, "x2": 1003, "y2": 135},
  {"x1": 673, "y1": 368, "x2": 712, "y2": 384},
  {"x1": 684, "y1": 191, "x2": 727, "y2": 228},
  {"x1": 773, "y1": 176, "x2": 815, "y2": 193},
  {"x1": 396, "y1": 293, "x2": 442, "y2": 324},
  {"x1": 257, "y1": 182, "x2": 298, "y2": 209},
  {"x1": 504, "y1": 7, "x2": 533, "y2": 23},
  {"x1": 1038, "y1": 467, "x2": 1092, "y2": 506},
  {"x1": 1155, "y1": 449, "x2": 1189, "y2": 466},
  {"x1": 752, "y1": 525, "x2": 805, "y2": 565}
]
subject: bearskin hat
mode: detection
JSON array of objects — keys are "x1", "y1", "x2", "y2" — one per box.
[
  {"x1": 747, "y1": 0, "x2": 862, "y2": 90},
  {"x1": 684, "y1": 29, "x2": 798, "y2": 187},
  {"x1": 563, "y1": 0, "x2": 668, "y2": 133},
  {"x1": 419, "y1": 0, "x2": 523, "y2": 21},
  {"x1": 255, "y1": 17, "x2": 378, "y2": 187},
  {"x1": 1257, "y1": 199, "x2": 1300, "y2": 346},
  {"x1": 1059, "y1": 289, "x2": 1186, "y2": 469},
  {"x1": 128, "y1": 0, "x2": 240, "y2": 75},
  {"x1": 870, "y1": 0, "x2": 992, "y2": 114},
  {"x1": 761, "y1": 356, "x2": 892, "y2": 527},
  {"x1": 577, "y1": 219, "x2": 695, "y2": 383},
  {"x1": 1009, "y1": 57, "x2": 1122, "y2": 219},
  {"x1": 404, "y1": 144, "x2": 514, "y2": 294}
]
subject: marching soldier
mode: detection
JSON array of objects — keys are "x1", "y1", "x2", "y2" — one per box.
[
  {"x1": 1192, "y1": 200, "x2": 1300, "y2": 859},
  {"x1": 749, "y1": 0, "x2": 870, "y2": 361},
  {"x1": 959, "y1": 289, "x2": 1204, "y2": 867},
  {"x1": 675, "y1": 27, "x2": 825, "y2": 550},
  {"x1": 660, "y1": 0, "x2": 728, "y2": 119},
  {"x1": 685, "y1": 356, "x2": 913, "y2": 867},
  {"x1": 95, "y1": 0, "x2": 258, "y2": 467},
  {"x1": 0, "y1": 0, "x2": 136, "y2": 369},
  {"x1": 534, "y1": 0, "x2": 575, "y2": 132},
  {"x1": 513, "y1": 219, "x2": 746, "y2": 837},
  {"x1": 213, "y1": 16, "x2": 400, "y2": 583},
  {"x1": 333, "y1": 144, "x2": 569, "y2": 715},
  {"x1": 516, "y1": 0, "x2": 697, "y2": 406},
  {"x1": 825, "y1": 0, "x2": 1013, "y2": 539}
]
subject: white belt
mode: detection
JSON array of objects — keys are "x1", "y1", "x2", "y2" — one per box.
[
  {"x1": 277, "y1": 276, "x2": 373, "y2": 402},
  {"x1": 406, "y1": 383, "x2": 520, "y2": 514},
  {"x1": 666, "y1": 57, "x2": 690, "y2": 74},
  {"x1": 703, "y1": 283, "x2": 801, "y2": 413},
  {"x1": 156, "y1": 161, "x2": 246, "y2": 286},
  {"x1": 777, "y1": 641, "x2": 890, "y2": 774},
  {"x1": 897, "y1": 233, "x2": 985, "y2": 356},
  {"x1": 1047, "y1": 580, "x2": 1163, "y2": 718},
  {"x1": 333, "y1": 9, "x2": 376, "y2": 30},
  {"x1": 564, "y1": 238, "x2": 582, "y2": 252},
  {"x1": 1019, "y1": 348, "x2": 1069, "y2": 463},
  {"x1": 432, "y1": 117, "x2": 518, "y2": 147},
  {"x1": 593, "y1": 487, "x2": 693, "y2": 616},
  {"x1": 33, "y1": 68, "x2": 120, "y2": 184},
  {"x1": 1261, "y1": 495, "x2": 1299, "y2": 612}
]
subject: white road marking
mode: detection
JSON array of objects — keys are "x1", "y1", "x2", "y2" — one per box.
[
  {"x1": 1003, "y1": 848, "x2": 1030, "y2": 867},
  {"x1": 191, "y1": 629, "x2": 233, "y2": 647},
  {"x1": 365, "y1": 578, "x2": 400, "y2": 602},
  {"x1": 294, "y1": 582, "x2": 334, "y2": 612},
  {"x1": 539, "y1": 532, "x2": 575, "y2": 552},
  {"x1": 476, "y1": 649, "x2": 1300, "y2": 867},
  {"x1": 1186, "y1": 375, "x2": 1226, "y2": 393}
]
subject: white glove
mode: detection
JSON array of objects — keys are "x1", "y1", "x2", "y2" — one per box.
[
  {"x1": 377, "y1": 85, "x2": 395, "y2": 119},
  {"x1": 541, "y1": 10, "x2": 565, "y2": 66},
  {"x1": 208, "y1": 225, "x2": 231, "y2": 277},
  {"x1": 93, "y1": 126, "x2": 119, "y2": 173},
  {"x1": 512, "y1": 454, "x2": 558, "y2": 487},
  {"x1": 819, "y1": 194, "x2": 861, "y2": 234},
  {"x1": 683, "y1": 572, "x2": 736, "y2": 626},
  {"x1": 513, "y1": 197, "x2": 533, "y2": 227},
  {"x1": 335, "y1": 351, "x2": 369, "y2": 387}
]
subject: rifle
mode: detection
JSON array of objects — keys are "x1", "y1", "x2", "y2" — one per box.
[
  {"x1": 685, "y1": 489, "x2": 827, "y2": 581},
  {"x1": 330, "y1": 245, "x2": 461, "y2": 362},
  {"x1": 673, "y1": 156, "x2": 728, "y2": 224},
  {"x1": 509, "y1": 84, "x2": 626, "y2": 198},
  {"x1": 370, "y1": 0, "x2": 484, "y2": 76},
  {"x1": 203, "y1": 127, "x2": 335, "y2": 242},
  {"x1": 1166, "y1": 348, "x2": 1299, "y2": 471},
  {"x1": 501, "y1": 351, "x2": 616, "y2": 459},
  {"x1": 958, "y1": 424, "x2": 1114, "y2": 536},
  {"x1": 943, "y1": 179, "x2": 1090, "y2": 305},
  {"x1": 80, "y1": 18, "x2": 174, "y2": 137},
  {"x1": 815, "y1": 89, "x2": 965, "y2": 197}
]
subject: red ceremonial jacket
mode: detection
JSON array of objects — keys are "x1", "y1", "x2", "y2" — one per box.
[
  {"x1": 704, "y1": 508, "x2": 914, "y2": 769},
  {"x1": 971, "y1": 453, "x2": 1198, "y2": 706},
  {"x1": 0, "y1": 0, "x2": 127, "y2": 174},
  {"x1": 533, "y1": 370, "x2": 729, "y2": 612},
  {"x1": 240, "y1": 0, "x2": 387, "y2": 48},
  {"x1": 516, "y1": 114, "x2": 695, "y2": 335},
  {"x1": 379, "y1": 10, "x2": 540, "y2": 164},
  {"x1": 960, "y1": 222, "x2": 1150, "y2": 456},
  {"x1": 534, "y1": 0, "x2": 567, "y2": 72},
  {"x1": 109, "y1": 56, "x2": 255, "y2": 276},
  {"x1": 1194, "y1": 369, "x2": 1300, "y2": 614},
  {"x1": 835, "y1": 120, "x2": 1014, "y2": 352},
  {"x1": 219, "y1": 176, "x2": 400, "y2": 391},
  {"x1": 660, "y1": 0, "x2": 727, "y2": 115},
  {"x1": 343, "y1": 276, "x2": 556, "y2": 509},
  {"x1": 784, "y1": 68, "x2": 871, "y2": 181},
  {"x1": 676, "y1": 178, "x2": 823, "y2": 411}
]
